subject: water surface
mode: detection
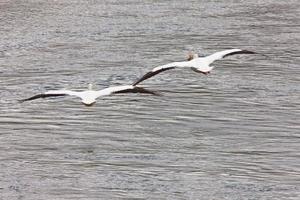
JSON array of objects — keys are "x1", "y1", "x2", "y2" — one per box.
[{"x1": 0, "y1": 0, "x2": 299, "y2": 199}]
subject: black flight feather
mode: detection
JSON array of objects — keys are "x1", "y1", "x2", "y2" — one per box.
[
  {"x1": 19, "y1": 93, "x2": 67, "y2": 102},
  {"x1": 133, "y1": 67, "x2": 175, "y2": 86},
  {"x1": 113, "y1": 87, "x2": 161, "y2": 96},
  {"x1": 223, "y1": 50, "x2": 256, "y2": 58}
]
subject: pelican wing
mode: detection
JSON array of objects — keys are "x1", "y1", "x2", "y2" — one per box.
[
  {"x1": 113, "y1": 86, "x2": 160, "y2": 96},
  {"x1": 133, "y1": 61, "x2": 190, "y2": 86},
  {"x1": 205, "y1": 49, "x2": 255, "y2": 65},
  {"x1": 19, "y1": 90, "x2": 79, "y2": 102},
  {"x1": 97, "y1": 85, "x2": 159, "y2": 97}
]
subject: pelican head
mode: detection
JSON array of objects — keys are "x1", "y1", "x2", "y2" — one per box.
[
  {"x1": 187, "y1": 53, "x2": 199, "y2": 61},
  {"x1": 88, "y1": 83, "x2": 93, "y2": 90}
]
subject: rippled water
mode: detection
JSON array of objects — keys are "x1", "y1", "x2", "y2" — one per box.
[{"x1": 0, "y1": 0, "x2": 299, "y2": 199}]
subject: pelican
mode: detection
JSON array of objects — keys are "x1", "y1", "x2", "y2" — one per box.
[
  {"x1": 133, "y1": 49, "x2": 256, "y2": 86},
  {"x1": 19, "y1": 83, "x2": 158, "y2": 106}
]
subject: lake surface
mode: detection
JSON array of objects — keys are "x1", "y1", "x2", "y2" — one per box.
[{"x1": 0, "y1": 0, "x2": 299, "y2": 199}]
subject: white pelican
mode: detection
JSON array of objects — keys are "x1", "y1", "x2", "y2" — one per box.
[
  {"x1": 133, "y1": 49, "x2": 256, "y2": 86},
  {"x1": 19, "y1": 84, "x2": 158, "y2": 106}
]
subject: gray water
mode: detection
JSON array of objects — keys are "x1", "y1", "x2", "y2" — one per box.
[{"x1": 0, "y1": 0, "x2": 299, "y2": 199}]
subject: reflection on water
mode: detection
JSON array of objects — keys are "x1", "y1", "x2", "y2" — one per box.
[{"x1": 0, "y1": 0, "x2": 299, "y2": 199}]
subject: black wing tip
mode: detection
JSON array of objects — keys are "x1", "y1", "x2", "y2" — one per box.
[
  {"x1": 134, "y1": 86, "x2": 162, "y2": 96},
  {"x1": 241, "y1": 50, "x2": 270, "y2": 58},
  {"x1": 132, "y1": 71, "x2": 154, "y2": 86},
  {"x1": 133, "y1": 67, "x2": 176, "y2": 86},
  {"x1": 18, "y1": 93, "x2": 67, "y2": 103},
  {"x1": 18, "y1": 94, "x2": 44, "y2": 103},
  {"x1": 18, "y1": 99, "x2": 26, "y2": 103},
  {"x1": 114, "y1": 86, "x2": 161, "y2": 96},
  {"x1": 240, "y1": 49, "x2": 256, "y2": 54},
  {"x1": 133, "y1": 79, "x2": 144, "y2": 87},
  {"x1": 223, "y1": 49, "x2": 257, "y2": 58},
  {"x1": 130, "y1": 86, "x2": 161, "y2": 96},
  {"x1": 18, "y1": 98, "x2": 32, "y2": 103}
]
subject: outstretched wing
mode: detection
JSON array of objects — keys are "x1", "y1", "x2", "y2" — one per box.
[
  {"x1": 133, "y1": 61, "x2": 190, "y2": 86},
  {"x1": 97, "y1": 85, "x2": 160, "y2": 97},
  {"x1": 205, "y1": 49, "x2": 256, "y2": 65},
  {"x1": 133, "y1": 67, "x2": 175, "y2": 86},
  {"x1": 113, "y1": 86, "x2": 160, "y2": 96},
  {"x1": 19, "y1": 90, "x2": 78, "y2": 102},
  {"x1": 19, "y1": 93, "x2": 67, "y2": 102}
]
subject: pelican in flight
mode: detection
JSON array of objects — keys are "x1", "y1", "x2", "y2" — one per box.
[
  {"x1": 19, "y1": 84, "x2": 158, "y2": 106},
  {"x1": 133, "y1": 49, "x2": 256, "y2": 86}
]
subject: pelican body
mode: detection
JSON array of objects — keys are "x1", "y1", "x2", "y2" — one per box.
[
  {"x1": 133, "y1": 49, "x2": 255, "y2": 86},
  {"x1": 19, "y1": 84, "x2": 158, "y2": 106}
]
